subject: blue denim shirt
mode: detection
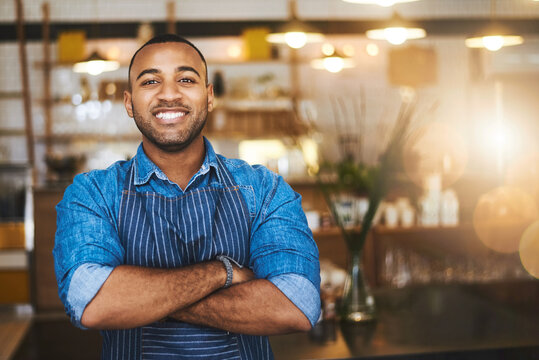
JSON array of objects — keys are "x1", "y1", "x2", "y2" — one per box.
[{"x1": 53, "y1": 138, "x2": 321, "y2": 329}]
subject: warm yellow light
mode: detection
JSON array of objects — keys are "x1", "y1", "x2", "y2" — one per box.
[
  {"x1": 227, "y1": 44, "x2": 242, "y2": 59},
  {"x1": 73, "y1": 51, "x2": 120, "y2": 76},
  {"x1": 366, "y1": 27, "x2": 426, "y2": 45},
  {"x1": 384, "y1": 27, "x2": 407, "y2": 45},
  {"x1": 342, "y1": 0, "x2": 420, "y2": 6},
  {"x1": 106, "y1": 46, "x2": 120, "y2": 61},
  {"x1": 311, "y1": 56, "x2": 355, "y2": 73},
  {"x1": 465, "y1": 35, "x2": 524, "y2": 51},
  {"x1": 324, "y1": 56, "x2": 345, "y2": 73},
  {"x1": 483, "y1": 36, "x2": 504, "y2": 51},
  {"x1": 73, "y1": 59, "x2": 120, "y2": 76},
  {"x1": 321, "y1": 43, "x2": 335, "y2": 56},
  {"x1": 366, "y1": 43, "x2": 379, "y2": 56},
  {"x1": 300, "y1": 138, "x2": 319, "y2": 173},
  {"x1": 473, "y1": 187, "x2": 538, "y2": 253},
  {"x1": 285, "y1": 32, "x2": 307, "y2": 49},
  {"x1": 239, "y1": 140, "x2": 286, "y2": 166},
  {"x1": 267, "y1": 31, "x2": 324, "y2": 49}
]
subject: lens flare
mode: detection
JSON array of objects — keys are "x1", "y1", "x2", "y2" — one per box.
[
  {"x1": 519, "y1": 220, "x2": 539, "y2": 279},
  {"x1": 473, "y1": 187, "x2": 538, "y2": 253},
  {"x1": 403, "y1": 122, "x2": 468, "y2": 189}
]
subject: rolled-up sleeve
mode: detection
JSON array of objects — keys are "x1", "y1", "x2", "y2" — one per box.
[
  {"x1": 249, "y1": 171, "x2": 321, "y2": 326},
  {"x1": 53, "y1": 172, "x2": 124, "y2": 328},
  {"x1": 269, "y1": 274, "x2": 321, "y2": 326}
]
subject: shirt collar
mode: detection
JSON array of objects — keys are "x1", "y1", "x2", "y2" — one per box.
[{"x1": 133, "y1": 137, "x2": 221, "y2": 186}]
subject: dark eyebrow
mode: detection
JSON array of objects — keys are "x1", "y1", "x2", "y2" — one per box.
[
  {"x1": 176, "y1": 66, "x2": 201, "y2": 79},
  {"x1": 135, "y1": 66, "x2": 201, "y2": 82},
  {"x1": 136, "y1": 68, "x2": 160, "y2": 81}
]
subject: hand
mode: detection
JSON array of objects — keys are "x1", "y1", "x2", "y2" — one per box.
[{"x1": 231, "y1": 265, "x2": 255, "y2": 285}]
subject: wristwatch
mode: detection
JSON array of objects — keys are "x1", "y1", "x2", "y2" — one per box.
[{"x1": 216, "y1": 255, "x2": 233, "y2": 288}]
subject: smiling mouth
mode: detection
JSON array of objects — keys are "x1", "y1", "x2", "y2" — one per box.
[{"x1": 155, "y1": 111, "x2": 186, "y2": 120}]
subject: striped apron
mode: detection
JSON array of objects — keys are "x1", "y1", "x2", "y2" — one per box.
[{"x1": 100, "y1": 156, "x2": 273, "y2": 359}]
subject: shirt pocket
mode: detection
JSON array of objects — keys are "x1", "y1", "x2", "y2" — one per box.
[
  {"x1": 237, "y1": 185, "x2": 256, "y2": 218},
  {"x1": 141, "y1": 321, "x2": 241, "y2": 360}
]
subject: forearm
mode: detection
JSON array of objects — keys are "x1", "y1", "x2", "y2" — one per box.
[
  {"x1": 81, "y1": 261, "x2": 225, "y2": 330},
  {"x1": 170, "y1": 279, "x2": 311, "y2": 335}
]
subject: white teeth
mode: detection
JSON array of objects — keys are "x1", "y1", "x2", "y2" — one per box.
[{"x1": 155, "y1": 112, "x2": 185, "y2": 120}]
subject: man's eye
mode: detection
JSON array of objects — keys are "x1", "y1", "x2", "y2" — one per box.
[
  {"x1": 179, "y1": 78, "x2": 194, "y2": 83},
  {"x1": 141, "y1": 79, "x2": 158, "y2": 85}
]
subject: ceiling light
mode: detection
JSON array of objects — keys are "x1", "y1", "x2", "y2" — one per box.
[
  {"x1": 266, "y1": 0, "x2": 324, "y2": 49},
  {"x1": 465, "y1": 24, "x2": 523, "y2": 52},
  {"x1": 465, "y1": 35, "x2": 523, "y2": 52},
  {"x1": 73, "y1": 51, "x2": 120, "y2": 76},
  {"x1": 311, "y1": 49, "x2": 355, "y2": 73},
  {"x1": 342, "y1": 0, "x2": 420, "y2": 6},
  {"x1": 366, "y1": 12, "x2": 426, "y2": 45},
  {"x1": 465, "y1": 0, "x2": 524, "y2": 52}
]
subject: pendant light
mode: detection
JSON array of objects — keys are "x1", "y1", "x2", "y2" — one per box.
[
  {"x1": 311, "y1": 44, "x2": 355, "y2": 73},
  {"x1": 366, "y1": 12, "x2": 426, "y2": 45},
  {"x1": 73, "y1": 51, "x2": 120, "y2": 76},
  {"x1": 266, "y1": 0, "x2": 324, "y2": 49},
  {"x1": 342, "y1": 0, "x2": 420, "y2": 6},
  {"x1": 72, "y1": 0, "x2": 120, "y2": 75},
  {"x1": 465, "y1": 0, "x2": 523, "y2": 52}
]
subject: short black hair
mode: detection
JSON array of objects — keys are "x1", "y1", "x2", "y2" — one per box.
[{"x1": 127, "y1": 33, "x2": 208, "y2": 89}]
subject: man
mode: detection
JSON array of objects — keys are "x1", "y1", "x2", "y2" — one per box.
[{"x1": 53, "y1": 34, "x2": 320, "y2": 359}]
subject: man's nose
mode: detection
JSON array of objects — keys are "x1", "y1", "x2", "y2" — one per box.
[{"x1": 157, "y1": 80, "x2": 182, "y2": 101}]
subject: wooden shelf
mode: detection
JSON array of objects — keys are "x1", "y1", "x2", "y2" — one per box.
[
  {"x1": 373, "y1": 223, "x2": 473, "y2": 235},
  {"x1": 0, "y1": 129, "x2": 26, "y2": 136},
  {"x1": 372, "y1": 222, "x2": 497, "y2": 259},
  {"x1": 36, "y1": 134, "x2": 141, "y2": 143},
  {"x1": 216, "y1": 98, "x2": 293, "y2": 112},
  {"x1": 0, "y1": 91, "x2": 23, "y2": 99}
]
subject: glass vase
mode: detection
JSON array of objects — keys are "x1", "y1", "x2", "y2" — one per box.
[{"x1": 340, "y1": 250, "x2": 376, "y2": 322}]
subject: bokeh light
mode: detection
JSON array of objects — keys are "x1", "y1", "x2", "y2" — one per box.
[
  {"x1": 505, "y1": 152, "x2": 539, "y2": 208},
  {"x1": 366, "y1": 43, "x2": 379, "y2": 56},
  {"x1": 321, "y1": 43, "x2": 335, "y2": 56},
  {"x1": 403, "y1": 122, "x2": 468, "y2": 189},
  {"x1": 519, "y1": 220, "x2": 539, "y2": 279},
  {"x1": 227, "y1": 44, "x2": 242, "y2": 59},
  {"x1": 473, "y1": 187, "x2": 538, "y2": 253}
]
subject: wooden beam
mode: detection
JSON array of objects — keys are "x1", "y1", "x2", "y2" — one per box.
[
  {"x1": 42, "y1": 2, "x2": 52, "y2": 156},
  {"x1": 2, "y1": 19, "x2": 539, "y2": 42},
  {"x1": 167, "y1": 1, "x2": 176, "y2": 34},
  {"x1": 15, "y1": 0, "x2": 36, "y2": 184}
]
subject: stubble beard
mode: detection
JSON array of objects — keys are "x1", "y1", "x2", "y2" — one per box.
[{"x1": 132, "y1": 100, "x2": 208, "y2": 153}]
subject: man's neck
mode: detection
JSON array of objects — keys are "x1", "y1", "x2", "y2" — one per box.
[{"x1": 142, "y1": 136, "x2": 206, "y2": 190}]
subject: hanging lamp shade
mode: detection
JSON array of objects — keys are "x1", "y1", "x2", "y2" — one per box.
[
  {"x1": 465, "y1": 0, "x2": 523, "y2": 52},
  {"x1": 266, "y1": 0, "x2": 324, "y2": 49},
  {"x1": 465, "y1": 22, "x2": 523, "y2": 52},
  {"x1": 366, "y1": 12, "x2": 426, "y2": 45},
  {"x1": 311, "y1": 46, "x2": 355, "y2": 73},
  {"x1": 342, "y1": 0, "x2": 420, "y2": 6},
  {"x1": 73, "y1": 50, "x2": 120, "y2": 76}
]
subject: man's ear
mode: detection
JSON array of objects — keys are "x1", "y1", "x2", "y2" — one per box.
[
  {"x1": 207, "y1": 83, "x2": 214, "y2": 112},
  {"x1": 124, "y1": 90, "x2": 133, "y2": 118}
]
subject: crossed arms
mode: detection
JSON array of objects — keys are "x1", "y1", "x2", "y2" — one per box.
[{"x1": 80, "y1": 261, "x2": 312, "y2": 335}]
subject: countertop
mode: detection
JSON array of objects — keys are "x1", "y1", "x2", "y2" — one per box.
[
  {"x1": 11, "y1": 280, "x2": 539, "y2": 360},
  {"x1": 270, "y1": 280, "x2": 539, "y2": 359}
]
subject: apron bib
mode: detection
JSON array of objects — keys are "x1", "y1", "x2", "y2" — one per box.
[{"x1": 100, "y1": 156, "x2": 272, "y2": 359}]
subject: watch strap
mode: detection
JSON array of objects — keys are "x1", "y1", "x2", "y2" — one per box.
[{"x1": 216, "y1": 255, "x2": 233, "y2": 288}]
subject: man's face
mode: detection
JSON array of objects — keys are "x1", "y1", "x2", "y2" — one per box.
[{"x1": 124, "y1": 42, "x2": 214, "y2": 153}]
